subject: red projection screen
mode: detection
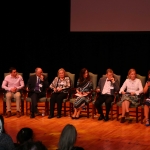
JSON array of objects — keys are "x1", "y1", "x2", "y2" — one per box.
[{"x1": 70, "y1": 0, "x2": 150, "y2": 31}]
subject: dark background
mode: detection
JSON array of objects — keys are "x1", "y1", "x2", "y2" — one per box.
[{"x1": 0, "y1": 1, "x2": 150, "y2": 87}]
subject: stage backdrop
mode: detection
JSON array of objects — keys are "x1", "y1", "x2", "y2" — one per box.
[{"x1": 71, "y1": 0, "x2": 150, "y2": 31}]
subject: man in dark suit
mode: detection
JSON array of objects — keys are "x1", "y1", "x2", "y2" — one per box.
[
  {"x1": 26, "y1": 67, "x2": 49, "y2": 118},
  {"x1": 95, "y1": 69, "x2": 119, "y2": 121}
]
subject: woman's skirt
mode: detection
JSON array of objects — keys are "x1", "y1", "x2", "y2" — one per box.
[
  {"x1": 117, "y1": 94, "x2": 139, "y2": 107},
  {"x1": 73, "y1": 96, "x2": 90, "y2": 109}
]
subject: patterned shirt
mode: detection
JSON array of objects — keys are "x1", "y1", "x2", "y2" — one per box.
[
  {"x1": 50, "y1": 77, "x2": 70, "y2": 92},
  {"x1": 2, "y1": 74, "x2": 24, "y2": 91}
]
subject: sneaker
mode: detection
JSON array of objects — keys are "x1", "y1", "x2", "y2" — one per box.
[
  {"x1": 16, "y1": 111, "x2": 21, "y2": 118},
  {"x1": 5, "y1": 111, "x2": 11, "y2": 118}
]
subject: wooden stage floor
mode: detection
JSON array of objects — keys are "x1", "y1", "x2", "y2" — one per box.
[{"x1": 0, "y1": 96, "x2": 150, "y2": 150}]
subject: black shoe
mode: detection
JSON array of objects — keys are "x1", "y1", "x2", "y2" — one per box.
[
  {"x1": 30, "y1": 113, "x2": 35, "y2": 118},
  {"x1": 98, "y1": 115, "x2": 104, "y2": 120},
  {"x1": 48, "y1": 115, "x2": 54, "y2": 119},
  {"x1": 104, "y1": 116, "x2": 109, "y2": 121},
  {"x1": 75, "y1": 116, "x2": 80, "y2": 119},
  {"x1": 71, "y1": 116, "x2": 76, "y2": 119},
  {"x1": 57, "y1": 115, "x2": 61, "y2": 118}
]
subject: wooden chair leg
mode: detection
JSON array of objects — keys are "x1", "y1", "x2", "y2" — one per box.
[
  {"x1": 116, "y1": 106, "x2": 119, "y2": 121},
  {"x1": 92, "y1": 104, "x2": 95, "y2": 119},
  {"x1": 26, "y1": 101, "x2": 28, "y2": 115},
  {"x1": 3, "y1": 101, "x2": 6, "y2": 115},
  {"x1": 141, "y1": 106, "x2": 144, "y2": 124},
  {"x1": 87, "y1": 104, "x2": 89, "y2": 118},
  {"x1": 111, "y1": 106, "x2": 113, "y2": 120},
  {"x1": 64, "y1": 102, "x2": 66, "y2": 116},
  {"x1": 45, "y1": 101, "x2": 47, "y2": 115},
  {"x1": 136, "y1": 107, "x2": 138, "y2": 123},
  {"x1": 21, "y1": 100, "x2": 24, "y2": 115}
]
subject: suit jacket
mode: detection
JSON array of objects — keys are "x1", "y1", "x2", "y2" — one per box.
[
  {"x1": 26, "y1": 75, "x2": 49, "y2": 96},
  {"x1": 97, "y1": 77, "x2": 119, "y2": 95}
]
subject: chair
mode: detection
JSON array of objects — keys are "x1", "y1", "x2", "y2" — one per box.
[
  {"x1": 2, "y1": 73, "x2": 24, "y2": 115},
  {"x1": 116, "y1": 74, "x2": 146, "y2": 123},
  {"x1": 47, "y1": 71, "x2": 75, "y2": 116},
  {"x1": 25, "y1": 73, "x2": 48, "y2": 115},
  {"x1": 92, "y1": 74, "x2": 121, "y2": 120},
  {"x1": 69, "y1": 72, "x2": 98, "y2": 118}
]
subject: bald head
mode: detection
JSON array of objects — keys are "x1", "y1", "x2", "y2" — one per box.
[{"x1": 35, "y1": 68, "x2": 43, "y2": 77}]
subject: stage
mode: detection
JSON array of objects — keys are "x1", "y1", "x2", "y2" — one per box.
[{"x1": 1, "y1": 98, "x2": 150, "y2": 150}]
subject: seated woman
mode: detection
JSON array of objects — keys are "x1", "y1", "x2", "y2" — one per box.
[
  {"x1": 0, "y1": 115, "x2": 15, "y2": 150},
  {"x1": 58, "y1": 124, "x2": 84, "y2": 150},
  {"x1": 143, "y1": 70, "x2": 150, "y2": 126},
  {"x1": 72, "y1": 68, "x2": 93, "y2": 119},
  {"x1": 15, "y1": 127, "x2": 33, "y2": 149},
  {"x1": 48, "y1": 68, "x2": 71, "y2": 119},
  {"x1": 119, "y1": 68, "x2": 143, "y2": 123}
]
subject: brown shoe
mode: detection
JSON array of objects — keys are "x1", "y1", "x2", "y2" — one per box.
[
  {"x1": 5, "y1": 111, "x2": 11, "y2": 118},
  {"x1": 120, "y1": 117, "x2": 125, "y2": 123},
  {"x1": 125, "y1": 112, "x2": 130, "y2": 118},
  {"x1": 16, "y1": 111, "x2": 21, "y2": 118}
]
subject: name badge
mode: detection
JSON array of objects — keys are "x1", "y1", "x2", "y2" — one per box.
[
  {"x1": 110, "y1": 86, "x2": 114, "y2": 89},
  {"x1": 39, "y1": 84, "x2": 43, "y2": 87}
]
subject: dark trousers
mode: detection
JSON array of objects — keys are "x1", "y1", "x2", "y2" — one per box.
[
  {"x1": 95, "y1": 94, "x2": 114, "y2": 117},
  {"x1": 30, "y1": 92, "x2": 45, "y2": 113},
  {"x1": 50, "y1": 92, "x2": 68, "y2": 116}
]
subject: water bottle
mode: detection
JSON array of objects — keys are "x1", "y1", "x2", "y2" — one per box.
[{"x1": 42, "y1": 110, "x2": 45, "y2": 116}]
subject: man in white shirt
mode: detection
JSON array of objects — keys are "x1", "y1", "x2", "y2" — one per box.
[{"x1": 95, "y1": 69, "x2": 120, "y2": 121}]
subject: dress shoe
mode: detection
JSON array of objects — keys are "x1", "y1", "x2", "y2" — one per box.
[
  {"x1": 30, "y1": 113, "x2": 35, "y2": 118},
  {"x1": 75, "y1": 116, "x2": 80, "y2": 119},
  {"x1": 120, "y1": 117, "x2": 125, "y2": 123},
  {"x1": 48, "y1": 115, "x2": 54, "y2": 119},
  {"x1": 16, "y1": 111, "x2": 21, "y2": 118},
  {"x1": 5, "y1": 111, "x2": 11, "y2": 118},
  {"x1": 104, "y1": 116, "x2": 109, "y2": 121},
  {"x1": 57, "y1": 115, "x2": 61, "y2": 118},
  {"x1": 98, "y1": 115, "x2": 104, "y2": 120},
  {"x1": 145, "y1": 119, "x2": 150, "y2": 126},
  {"x1": 71, "y1": 116, "x2": 76, "y2": 119}
]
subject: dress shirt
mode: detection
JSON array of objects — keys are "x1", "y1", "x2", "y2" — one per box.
[
  {"x1": 119, "y1": 78, "x2": 143, "y2": 95},
  {"x1": 2, "y1": 74, "x2": 24, "y2": 91},
  {"x1": 102, "y1": 78, "x2": 112, "y2": 95}
]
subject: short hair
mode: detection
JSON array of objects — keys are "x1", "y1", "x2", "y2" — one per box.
[
  {"x1": 9, "y1": 67, "x2": 16, "y2": 73},
  {"x1": 57, "y1": 68, "x2": 68, "y2": 77},
  {"x1": 16, "y1": 127, "x2": 33, "y2": 144},
  {"x1": 106, "y1": 68, "x2": 113, "y2": 74},
  {"x1": 58, "y1": 124, "x2": 77, "y2": 150},
  {"x1": 35, "y1": 67, "x2": 42, "y2": 73}
]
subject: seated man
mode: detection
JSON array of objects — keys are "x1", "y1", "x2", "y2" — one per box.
[
  {"x1": 26, "y1": 67, "x2": 49, "y2": 118},
  {"x1": 2, "y1": 67, "x2": 24, "y2": 118},
  {"x1": 95, "y1": 68, "x2": 119, "y2": 121}
]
